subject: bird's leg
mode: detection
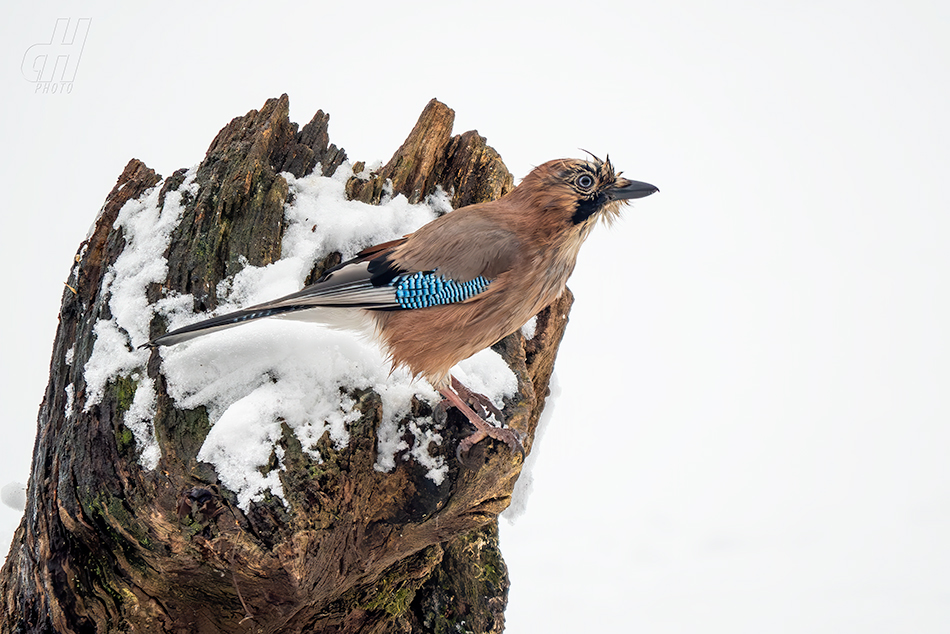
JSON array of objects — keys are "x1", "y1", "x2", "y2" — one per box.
[
  {"x1": 438, "y1": 377, "x2": 523, "y2": 462},
  {"x1": 450, "y1": 376, "x2": 506, "y2": 426}
]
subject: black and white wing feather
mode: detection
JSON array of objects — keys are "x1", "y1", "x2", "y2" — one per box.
[{"x1": 148, "y1": 249, "x2": 405, "y2": 347}]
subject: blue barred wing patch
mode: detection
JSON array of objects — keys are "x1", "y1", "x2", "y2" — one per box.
[{"x1": 391, "y1": 271, "x2": 491, "y2": 309}]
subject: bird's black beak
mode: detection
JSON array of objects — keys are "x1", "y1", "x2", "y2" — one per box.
[{"x1": 609, "y1": 178, "x2": 659, "y2": 200}]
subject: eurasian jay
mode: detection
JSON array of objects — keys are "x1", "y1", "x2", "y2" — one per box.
[{"x1": 148, "y1": 156, "x2": 658, "y2": 458}]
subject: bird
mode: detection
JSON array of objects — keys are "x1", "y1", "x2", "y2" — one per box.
[{"x1": 147, "y1": 155, "x2": 658, "y2": 459}]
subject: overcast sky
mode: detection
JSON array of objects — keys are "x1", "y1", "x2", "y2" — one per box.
[{"x1": 2, "y1": 1, "x2": 949, "y2": 632}]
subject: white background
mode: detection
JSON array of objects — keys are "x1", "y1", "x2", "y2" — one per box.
[{"x1": 2, "y1": 1, "x2": 948, "y2": 631}]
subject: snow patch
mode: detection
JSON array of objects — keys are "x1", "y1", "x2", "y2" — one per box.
[
  {"x1": 64, "y1": 384, "x2": 74, "y2": 419},
  {"x1": 83, "y1": 167, "x2": 199, "y2": 470},
  {"x1": 520, "y1": 315, "x2": 538, "y2": 340},
  {"x1": 452, "y1": 347, "x2": 519, "y2": 409},
  {"x1": 408, "y1": 419, "x2": 448, "y2": 485}
]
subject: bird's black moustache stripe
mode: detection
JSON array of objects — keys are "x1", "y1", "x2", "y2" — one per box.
[{"x1": 571, "y1": 194, "x2": 607, "y2": 224}]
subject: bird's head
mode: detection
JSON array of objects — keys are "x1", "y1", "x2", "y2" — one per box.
[{"x1": 517, "y1": 155, "x2": 658, "y2": 230}]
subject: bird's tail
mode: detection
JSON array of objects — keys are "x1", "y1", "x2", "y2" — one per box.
[{"x1": 145, "y1": 304, "x2": 316, "y2": 348}]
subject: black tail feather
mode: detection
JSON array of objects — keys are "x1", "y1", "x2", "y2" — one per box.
[{"x1": 145, "y1": 304, "x2": 313, "y2": 348}]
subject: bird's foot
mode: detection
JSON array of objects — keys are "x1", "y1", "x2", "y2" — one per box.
[
  {"x1": 454, "y1": 422, "x2": 524, "y2": 464},
  {"x1": 450, "y1": 376, "x2": 506, "y2": 425},
  {"x1": 438, "y1": 378, "x2": 524, "y2": 464}
]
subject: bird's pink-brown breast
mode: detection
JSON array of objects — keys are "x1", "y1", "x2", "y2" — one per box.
[
  {"x1": 373, "y1": 261, "x2": 562, "y2": 387},
  {"x1": 373, "y1": 184, "x2": 588, "y2": 385}
]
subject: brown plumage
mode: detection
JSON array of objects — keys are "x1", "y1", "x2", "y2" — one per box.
[{"x1": 149, "y1": 156, "x2": 658, "y2": 457}]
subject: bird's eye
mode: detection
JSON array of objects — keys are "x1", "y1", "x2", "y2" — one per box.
[{"x1": 576, "y1": 174, "x2": 594, "y2": 190}]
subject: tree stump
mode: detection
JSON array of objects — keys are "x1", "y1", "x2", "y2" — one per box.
[{"x1": 0, "y1": 96, "x2": 572, "y2": 633}]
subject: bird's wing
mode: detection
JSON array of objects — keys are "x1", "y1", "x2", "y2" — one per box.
[
  {"x1": 148, "y1": 220, "x2": 522, "y2": 347},
  {"x1": 383, "y1": 211, "x2": 523, "y2": 282},
  {"x1": 265, "y1": 216, "x2": 523, "y2": 310}
]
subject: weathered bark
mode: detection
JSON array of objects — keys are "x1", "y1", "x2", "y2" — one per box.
[
  {"x1": 345, "y1": 99, "x2": 513, "y2": 209},
  {"x1": 0, "y1": 96, "x2": 571, "y2": 633}
]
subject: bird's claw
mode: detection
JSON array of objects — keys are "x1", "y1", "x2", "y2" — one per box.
[
  {"x1": 455, "y1": 423, "x2": 525, "y2": 466},
  {"x1": 440, "y1": 379, "x2": 524, "y2": 466},
  {"x1": 471, "y1": 393, "x2": 506, "y2": 426},
  {"x1": 451, "y1": 376, "x2": 506, "y2": 426}
]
